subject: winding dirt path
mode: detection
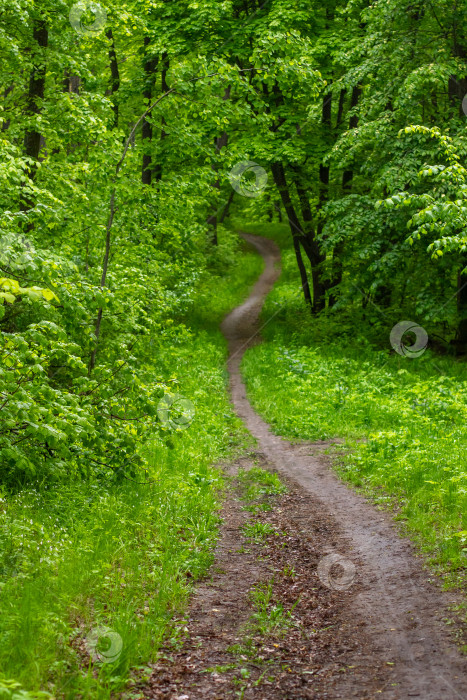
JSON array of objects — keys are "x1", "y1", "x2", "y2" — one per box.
[{"x1": 221, "y1": 233, "x2": 467, "y2": 700}]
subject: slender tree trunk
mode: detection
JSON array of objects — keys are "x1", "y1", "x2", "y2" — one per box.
[
  {"x1": 448, "y1": 18, "x2": 467, "y2": 113},
  {"x1": 455, "y1": 256, "x2": 467, "y2": 354},
  {"x1": 62, "y1": 72, "x2": 81, "y2": 157},
  {"x1": 316, "y1": 90, "x2": 332, "y2": 241},
  {"x1": 207, "y1": 86, "x2": 231, "y2": 245},
  {"x1": 63, "y1": 73, "x2": 81, "y2": 94},
  {"x1": 294, "y1": 179, "x2": 327, "y2": 312},
  {"x1": 219, "y1": 189, "x2": 235, "y2": 224},
  {"x1": 89, "y1": 189, "x2": 116, "y2": 372},
  {"x1": 23, "y1": 20, "x2": 48, "y2": 162},
  {"x1": 447, "y1": 26, "x2": 467, "y2": 345},
  {"x1": 89, "y1": 86, "x2": 175, "y2": 373},
  {"x1": 271, "y1": 162, "x2": 312, "y2": 307},
  {"x1": 342, "y1": 85, "x2": 362, "y2": 189},
  {"x1": 328, "y1": 85, "x2": 362, "y2": 306},
  {"x1": 336, "y1": 88, "x2": 346, "y2": 128},
  {"x1": 1, "y1": 84, "x2": 14, "y2": 131},
  {"x1": 106, "y1": 29, "x2": 120, "y2": 128},
  {"x1": 21, "y1": 17, "x2": 48, "y2": 223},
  {"x1": 153, "y1": 53, "x2": 170, "y2": 182},
  {"x1": 142, "y1": 37, "x2": 159, "y2": 185}
]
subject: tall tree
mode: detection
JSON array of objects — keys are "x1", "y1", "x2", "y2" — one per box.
[{"x1": 21, "y1": 13, "x2": 48, "y2": 221}]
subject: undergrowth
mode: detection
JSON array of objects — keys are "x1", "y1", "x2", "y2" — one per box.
[{"x1": 0, "y1": 230, "x2": 261, "y2": 699}]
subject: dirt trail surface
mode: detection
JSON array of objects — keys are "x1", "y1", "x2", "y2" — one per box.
[
  {"x1": 143, "y1": 233, "x2": 466, "y2": 700},
  {"x1": 221, "y1": 233, "x2": 467, "y2": 699}
]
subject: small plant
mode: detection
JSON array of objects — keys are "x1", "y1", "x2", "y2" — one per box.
[
  {"x1": 238, "y1": 467, "x2": 286, "y2": 502},
  {"x1": 203, "y1": 664, "x2": 237, "y2": 673},
  {"x1": 248, "y1": 582, "x2": 297, "y2": 637},
  {"x1": 242, "y1": 522, "x2": 276, "y2": 543},
  {"x1": 243, "y1": 502, "x2": 272, "y2": 513},
  {"x1": 226, "y1": 639, "x2": 259, "y2": 661},
  {"x1": 282, "y1": 565, "x2": 296, "y2": 579}
]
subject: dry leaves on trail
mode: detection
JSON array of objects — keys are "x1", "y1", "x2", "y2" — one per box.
[{"x1": 140, "y1": 457, "x2": 392, "y2": 699}]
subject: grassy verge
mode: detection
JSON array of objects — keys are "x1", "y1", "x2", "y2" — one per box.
[
  {"x1": 0, "y1": 229, "x2": 262, "y2": 699},
  {"x1": 238, "y1": 221, "x2": 467, "y2": 591}
]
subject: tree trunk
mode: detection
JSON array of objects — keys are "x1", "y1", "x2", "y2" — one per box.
[
  {"x1": 455, "y1": 256, "x2": 467, "y2": 354},
  {"x1": 106, "y1": 29, "x2": 120, "y2": 128},
  {"x1": 271, "y1": 162, "x2": 312, "y2": 307},
  {"x1": 342, "y1": 85, "x2": 362, "y2": 189},
  {"x1": 207, "y1": 86, "x2": 231, "y2": 245},
  {"x1": 23, "y1": 19, "x2": 48, "y2": 161},
  {"x1": 153, "y1": 53, "x2": 170, "y2": 182},
  {"x1": 219, "y1": 189, "x2": 235, "y2": 224},
  {"x1": 63, "y1": 73, "x2": 81, "y2": 94},
  {"x1": 316, "y1": 90, "x2": 332, "y2": 242},
  {"x1": 294, "y1": 179, "x2": 327, "y2": 312},
  {"x1": 448, "y1": 17, "x2": 467, "y2": 114},
  {"x1": 328, "y1": 85, "x2": 362, "y2": 306},
  {"x1": 141, "y1": 37, "x2": 159, "y2": 185},
  {"x1": 21, "y1": 17, "x2": 48, "y2": 222},
  {"x1": 88, "y1": 85, "x2": 176, "y2": 372},
  {"x1": 336, "y1": 88, "x2": 346, "y2": 128},
  {"x1": 1, "y1": 84, "x2": 14, "y2": 132}
]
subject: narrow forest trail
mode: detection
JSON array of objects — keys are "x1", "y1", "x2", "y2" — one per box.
[
  {"x1": 221, "y1": 233, "x2": 467, "y2": 699},
  {"x1": 143, "y1": 233, "x2": 467, "y2": 700}
]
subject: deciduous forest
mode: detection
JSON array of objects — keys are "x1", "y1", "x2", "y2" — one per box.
[{"x1": 0, "y1": 0, "x2": 466, "y2": 698}]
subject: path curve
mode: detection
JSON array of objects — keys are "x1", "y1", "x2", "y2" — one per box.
[{"x1": 221, "y1": 232, "x2": 467, "y2": 700}]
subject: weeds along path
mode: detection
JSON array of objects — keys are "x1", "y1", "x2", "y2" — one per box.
[{"x1": 221, "y1": 233, "x2": 467, "y2": 700}]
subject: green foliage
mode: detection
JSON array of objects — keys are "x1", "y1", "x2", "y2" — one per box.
[
  {"x1": 0, "y1": 229, "x2": 259, "y2": 698},
  {"x1": 378, "y1": 127, "x2": 467, "y2": 258},
  {"x1": 242, "y1": 521, "x2": 277, "y2": 543},
  {"x1": 237, "y1": 466, "x2": 286, "y2": 502},
  {"x1": 0, "y1": 676, "x2": 51, "y2": 699},
  {"x1": 249, "y1": 581, "x2": 296, "y2": 637},
  {"x1": 1, "y1": 0, "x2": 467, "y2": 693}
]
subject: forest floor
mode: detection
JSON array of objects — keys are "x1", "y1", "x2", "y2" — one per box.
[{"x1": 141, "y1": 234, "x2": 467, "y2": 699}]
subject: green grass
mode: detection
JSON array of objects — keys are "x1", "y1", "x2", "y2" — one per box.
[
  {"x1": 237, "y1": 465, "x2": 286, "y2": 512},
  {"x1": 249, "y1": 581, "x2": 297, "y2": 638},
  {"x1": 237, "y1": 466, "x2": 286, "y2": 502},
  {"x1": 242, "y1": 521, "x2": 277, "y2": 543},
  {"x1": 0, "y1": 229, "x2": 262, "y2": 699},
  {"x1": 239, "y1": 221, "x2": 467, "y2": 588}
]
